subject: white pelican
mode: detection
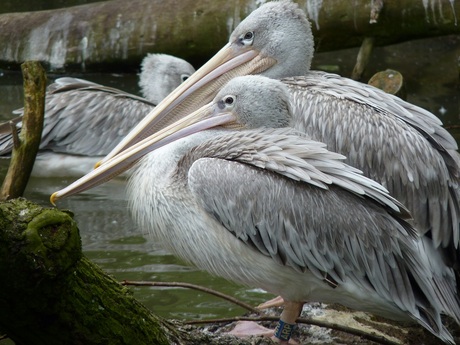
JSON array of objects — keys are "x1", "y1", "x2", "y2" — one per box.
[
  {"x1": 0, "y1": 53, "x2": 195, "y2": 176},
  {"x1": 95, "y1": 0, "x2": 460, "y2": 254},
  {"x1": 51, "y1": 75, "x2": 460, "y2": 344}
]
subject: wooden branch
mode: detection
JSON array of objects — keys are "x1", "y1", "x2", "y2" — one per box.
[
  {"x1": 122, "y1": 280, "x2": 261, "y2": 314},
  {"x1": 0, "y1": 0, "x2": 458, "y2": 72},
  {"x1": 351, "y1": 37, "x2": 375, "y2": 81},
  {"x1": 0, "y1": 61, "x2": 46, "y2": 200}
]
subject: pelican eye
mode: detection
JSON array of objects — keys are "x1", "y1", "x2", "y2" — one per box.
[
  {"x1": 181, "y1": 74, "x2": 190, "y2": 82},
  {"x1": 238, "y1": 31, "x2": 254, "y2": 46},
  {"x1": 224, "y1": 96, "x2": 234, "y2": 105},
  {"x1": 244, "y1": 32, "x2": 253, "y2": 40},
  {"x1": 217, "y1": 95, "x2": 236, "y2": 110}
]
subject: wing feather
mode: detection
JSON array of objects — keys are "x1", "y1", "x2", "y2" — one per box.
[
  {"x1": 184, "y1": 128, "x2": 459, "y2": 332},
  {"x1": 0, "y1": 78, "x2": 155, "y2": 156},
  {"x1": 282, "y1": 72, "x2": 460, "y2": 248}
]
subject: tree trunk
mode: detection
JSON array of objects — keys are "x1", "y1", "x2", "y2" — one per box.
[{"x1": 0, "y1": 0, "x2": 458, "y2": 72}]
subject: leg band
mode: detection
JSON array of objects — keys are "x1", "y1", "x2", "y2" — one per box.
[{"x1": 274, "y1": 319, "x2": 296, "y2": 341}]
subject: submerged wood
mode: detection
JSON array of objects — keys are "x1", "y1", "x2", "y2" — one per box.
[
  {"x1": 0, "y1": 61, "x2": 46, "y2": 200},
  {"x1": 0, "y1": 0, "x2": 458, "y2": 72}
]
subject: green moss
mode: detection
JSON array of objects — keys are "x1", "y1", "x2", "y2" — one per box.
[
  {"x1": 0, "y1": 198, "x2": 171, "y2": 345},
  {"x1": 23, "y1": 208, "x2": 81, "y2": 278}
]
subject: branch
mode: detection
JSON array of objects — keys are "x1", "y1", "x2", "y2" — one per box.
[
  {"x1": 122, "y1": 280, "x2": 261, "y2": 314},
  {"x1": 0, "y1": 61, "x2": 46, "y2": 199}
]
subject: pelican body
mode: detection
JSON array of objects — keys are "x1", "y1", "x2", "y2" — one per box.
[
  {"x1": 93, "y1": 0, "x2": 459, "y2": 254},
  {"x1": 50, "y1": 0, "x2": 460, "y2": 342},
  {"x1": 52, "y1": 76, "x2": 460, "y2": 343},
  {"x1": 0, "y1": 54, "x2": 195, "y2": 176}
]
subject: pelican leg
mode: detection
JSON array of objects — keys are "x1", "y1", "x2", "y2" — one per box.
[
  {"x1": 257, "y1": 295, "x2": 285, "y2": 309},
  {"x1": 273, "y1": 301, "x2": 303, "y2": 344}
]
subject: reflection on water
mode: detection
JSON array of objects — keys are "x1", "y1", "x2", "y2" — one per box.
[{"x1": 0, "y1": 34, "x2": 459, "y2": 325}]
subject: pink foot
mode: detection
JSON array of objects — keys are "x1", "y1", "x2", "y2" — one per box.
[{"x1": 226, "y1": 321, "x2": 299, "y2": 344}]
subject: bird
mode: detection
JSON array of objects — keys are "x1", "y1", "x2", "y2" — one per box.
[
  {"x1": 98, "y1": 0, "x2": 460, "y2": 256},
  {"x1": 0, "y1": 53, "x2": 195, "y2": 176},
  {"x1": 51, "y1": 75, "x2": 460, "y2": 344}
]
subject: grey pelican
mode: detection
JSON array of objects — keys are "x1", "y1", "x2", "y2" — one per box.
[
  {"x1": 0, "y1": 53, "x2": 195, "y2": 176},
  {"x1": 94, "y1": 0, "x2": 460, "y2": 254},
  {"x1": 51, "y1": 75, "x2": 460, "y2": 343}
]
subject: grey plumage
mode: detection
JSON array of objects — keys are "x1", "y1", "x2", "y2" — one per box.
[
  {"x1": 283, "y1": 72, "x2": 460, "y2": 250},
  {"x1": 50, "y1": 0, "x2": 460, "y2": 340},
  {"x1": 101, "y1": 0, "x2": 460, "y2": 252},
  {"x1": 52, "y1": 75, "x2": 460, "y2": 343}
]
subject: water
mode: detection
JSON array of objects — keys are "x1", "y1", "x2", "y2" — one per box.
[{"x1": 0, "y1": 34, "x2": 459, "y2": 338}]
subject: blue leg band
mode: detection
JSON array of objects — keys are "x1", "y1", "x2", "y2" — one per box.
[{"x1": 274, "y1": 319, "x2": 296, "y2": 341}]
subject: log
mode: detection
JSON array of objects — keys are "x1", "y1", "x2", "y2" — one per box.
[
  {"x1": 0, "y1": 198, "x2": 174, "y2": 345},
  {"x1": 0, "y1": 0, "x2": 458, "y2": 72},
  {"x1": 0, "y1": 61, "x2": 46, "y2": 200}
]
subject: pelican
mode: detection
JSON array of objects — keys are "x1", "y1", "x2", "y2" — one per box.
[
  {"x1": 92, "y1": 0, "x2": 460, "y2": 255},
  {"x1": 0, "y1": 53, "x2": 195, "y2": 176},
  {"x1": 51, "y1": 76, "x2": 460, "y2": 343}
]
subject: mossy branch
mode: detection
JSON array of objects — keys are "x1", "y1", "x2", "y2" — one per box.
[{"x1": 0, "y1": 61, "x2": 46, "y2": 200}]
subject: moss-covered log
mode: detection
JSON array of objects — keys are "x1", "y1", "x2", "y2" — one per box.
[
  {"x1": 0, "y1": 0, "x2": 458, "y2": 72},
  {"x1": 0, "y1": 61, "x2": 46, "y2": 200},
  {"x1": 0, "y1": 198, "x2": 172, "y2": 345}
]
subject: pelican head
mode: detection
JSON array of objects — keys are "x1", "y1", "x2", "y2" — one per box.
[
  {"x1": 51, "y1": 75, "x2": 293, "y2": 203},
  {"x1": 139, "y1": 53, "x2": 196, "y2": 104},
  {"x1": 99, "y1": 0, "x2": 313, "y2": 164}
]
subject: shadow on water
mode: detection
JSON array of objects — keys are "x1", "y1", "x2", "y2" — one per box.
[{"x1": 0, "y1": 33, "x2": 459, "y2": 328}]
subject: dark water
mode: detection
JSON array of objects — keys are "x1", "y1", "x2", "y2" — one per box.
[{"x1": 0, "y1": 33, "x2": 459, "y2": 343}]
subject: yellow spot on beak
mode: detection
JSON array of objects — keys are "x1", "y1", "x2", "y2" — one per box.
[{"x1": 50, "y1": 192, "x2": 58, "y2": 206}]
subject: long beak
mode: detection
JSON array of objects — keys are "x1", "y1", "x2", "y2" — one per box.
[
  {"x1": 97, "y1": 43, "x2": 276, "y2": 166},
  {"x1": 50, "y1": 103, "x2": 237, "y2": 205}
]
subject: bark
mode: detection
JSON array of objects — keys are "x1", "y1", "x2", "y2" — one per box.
[
  {"x1": 0, "y1": 0, "x2": 458, "y2": 72},
  {"x1": 0, "y1": 61, "x2": 46, "y2": 200},
  {"x1": 0, "y1": 198, "x2": 173, "y2": 345}
]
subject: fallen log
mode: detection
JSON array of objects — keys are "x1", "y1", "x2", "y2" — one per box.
[{"x1": 0, "y1": 0, "x2": 458, "y2": 72}]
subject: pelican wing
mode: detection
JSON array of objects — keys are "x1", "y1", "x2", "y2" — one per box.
[
  {"x1": 0, "y1": 78, "x2": 155, "y2": 156},
  {"x1": 282, "y1": 72, "x2": 460, "y2": 248},
  {"x1": 186, "y1": 129, "x2": 458, "y2": 335}
]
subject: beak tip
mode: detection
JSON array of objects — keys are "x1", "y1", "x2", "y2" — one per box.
[{"x1": 50, "y1": 192, "x2": 59, "y2": 206}]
